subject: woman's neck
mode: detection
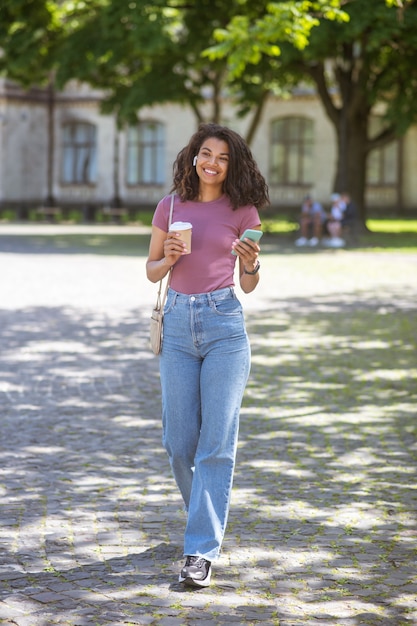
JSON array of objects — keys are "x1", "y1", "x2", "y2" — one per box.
[{"x1": 197, "y1": 185, "x2": 224, "y2": 203}]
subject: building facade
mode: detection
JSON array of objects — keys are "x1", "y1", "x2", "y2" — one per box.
[{"x1": 1, "y1": 78, "x2": 416, "y2": 216}]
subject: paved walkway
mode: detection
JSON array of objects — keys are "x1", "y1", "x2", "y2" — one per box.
[{"x1": 0, "y1": 225, "x2": 416, "y2": 626}]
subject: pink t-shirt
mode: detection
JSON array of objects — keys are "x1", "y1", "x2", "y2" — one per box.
[{"x1": 152, "y1": 194, "x2": 261, "y2": 294}]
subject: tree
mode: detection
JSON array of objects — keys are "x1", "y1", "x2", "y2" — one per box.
[
  {"x1": 0, "y1": 0, "x2": 65, "y2": 206},
  {"x1": 0, "y1": 0, "x2": 347, "y2": 204},
  {"x1": 54, "y1": 0, "x2": 346, "y2": 134},
  {"x1": 0, "y1": 0, "x2": 62, "y2": 85},
  {"x1": 205, "y1": 0, "x2": 417, "y2": 221},
  {"x1": 53, "y1": 0, "x2": 271, "y2": 132},
  {"x1": 0, "y1": 1, "x2": 346, "y2": 142},
  {"x1": 0, "y1": 0, "x2": 342, "y2": 142}
]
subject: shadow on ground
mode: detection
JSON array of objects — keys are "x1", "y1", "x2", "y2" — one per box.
[{"x1": 1, "y1": 285, "x2": 416, "y2": 624}]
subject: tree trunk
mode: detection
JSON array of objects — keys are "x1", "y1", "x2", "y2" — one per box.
[
  {"x1": 333, "y1": 107, "x2": 368, "y2": 225},
  {"x1": 245, "y1": 90, "x2": 270, "y2": 147},
  {"x1": 111, "y1": 128, "x2": 122, "y2": 208},
  {"x1": 45, "y1": 78, "x2": 55, "y2": 207},
  {"x1": 308, "y1": 61, "x2": 370, "y2": 225},
  {"x1": 212, "y1": 71, "x2": 222, "y2": 124}
]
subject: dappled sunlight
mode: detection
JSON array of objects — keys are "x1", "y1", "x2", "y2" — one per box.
[
  {"x1": 1, "y1": 238, "x2": 416, "y2": 624},
  {"x1": 229, "y1": 287, "x2": 417, "y2": 621},
  {"x1": 21, "y1": 340, "x2": 95, "y2": 354},
  {"x1": 357, "y1": 368, "x2": 416, "y2": 381}
]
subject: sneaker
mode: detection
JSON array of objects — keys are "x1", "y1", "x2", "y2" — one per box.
[
  {"x1": 309, "y1": 237, "x2": 319, "y2": 246},
  {"x1": 295, "y1": 236, "x2": 308, "y2": 247},
  {"x1": 327, "y1": 237, "x2": 345, "y2": 248},
  {"x1": 179, "y1": 555, "x2": 212, "y2": 587}
]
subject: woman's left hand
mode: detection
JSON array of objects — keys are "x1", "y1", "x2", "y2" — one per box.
[{"x1": 231, "y1": 237, "x2": 260, "y2": 272}]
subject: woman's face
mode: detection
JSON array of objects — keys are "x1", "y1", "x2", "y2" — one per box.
[{"x1": 195, "y1": 137, "x2": 229, "y2": 189}]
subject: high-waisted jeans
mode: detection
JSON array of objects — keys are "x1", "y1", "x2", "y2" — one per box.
[{"x1": 160, "y1": 287, "x2": 251, "y2": 561}]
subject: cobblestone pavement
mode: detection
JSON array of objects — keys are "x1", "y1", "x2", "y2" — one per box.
[{"x1": 0, "y1": 225, "x2": 416, "y2": 626}]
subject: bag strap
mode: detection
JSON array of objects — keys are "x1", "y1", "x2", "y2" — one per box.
[{"x1": 156, "y1": 194, "x2": 175, "y2": 308}]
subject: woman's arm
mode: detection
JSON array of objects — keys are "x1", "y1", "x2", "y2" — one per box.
[
  {"x1": 239, "y1": 260, "x2": 260, "y2": 293},
  {"x1": 231, "y1": 227, "x2": 262, "y2": 294},
  {"x1": 146, "y1": 225, "x2": 187, "y2": 283}
]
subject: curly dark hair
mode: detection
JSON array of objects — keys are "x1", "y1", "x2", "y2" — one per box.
[{"x1": 170, "y1": 123, "x2": 270, "y2": 210}]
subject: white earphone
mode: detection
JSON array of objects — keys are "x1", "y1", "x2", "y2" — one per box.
[{"x1": 193, "y1": 155, "x2": 198, "y2": 166}]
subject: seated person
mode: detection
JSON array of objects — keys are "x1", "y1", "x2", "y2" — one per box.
[
  {"x1": 325, "y1": 192, "x2": 357, "y2": 247},
  {"x1": 340, "y1": 192, "x2": 357, "y2": 230},
  {"x1": 326, "y1": 193, "x2": 344, "y2": 241},
  {"x1": 295, "y1": 195, "x2": 326, "y2": 247}
]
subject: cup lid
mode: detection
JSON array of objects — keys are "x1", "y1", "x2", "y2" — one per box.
[{"x1": 170, "y1": 221, "x2": 192, "y2": 230}]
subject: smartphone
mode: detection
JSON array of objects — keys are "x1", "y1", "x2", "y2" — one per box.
[{"x1": 231, "y1": 229, "x2": 263, "y2": 255}]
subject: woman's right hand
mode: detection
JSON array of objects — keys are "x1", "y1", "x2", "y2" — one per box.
[
  {"x1": 146, "y1": 225, "x2": 187, "y2": 283},
  {"x1": 163, "y1": 231, "x2": 188, "y2": 266}
]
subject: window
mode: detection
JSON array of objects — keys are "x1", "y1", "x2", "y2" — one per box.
[
  {"x1": 270, "y1": 117, "x2": 314, "y2": 185},
  {"x1": 127, "y1": 121, "x2": 165, "y2": 185},
  {"x1": 367, "y1": 117, "x2": 399, "y2": 186},
  {"x1": 61, "y1": 122, "x2": 97, "y2": 184}
]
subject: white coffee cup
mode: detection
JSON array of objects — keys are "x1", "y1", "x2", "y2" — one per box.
[{"x1": 169, "y1": 221, "x2": 192, "y2": 253}]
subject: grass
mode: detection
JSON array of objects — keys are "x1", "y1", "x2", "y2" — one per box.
[
  {"x1": 0, "y1": 213, "x2": 416, "y2": 252},
  {"x1": 261, "y1": 216, "x2": 417, "y2": 251},
  {"x1": 260, "y1": 218, "x2": 299, "y2": 234},
  {"x1": 366, "y1": 218, "x2": 417, "y2": 233},
  {"x1": 359, "y1": 218, "x2": 417, "y2": 251}
]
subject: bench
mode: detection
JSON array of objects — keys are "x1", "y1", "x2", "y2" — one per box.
[
  {"x1": 36, "y1": 206, "x2": 61, "y2": 222},
  {"x1": 101, "y1": 206, "x2": 128, "y2": 223},
  {"x1": 342, "y1": 220, "x2": 359, "y2": 245}
]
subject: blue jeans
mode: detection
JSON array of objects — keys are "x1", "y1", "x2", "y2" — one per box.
[{"x1": 160, "y1": 287, "x2": 251, "y2": 561}]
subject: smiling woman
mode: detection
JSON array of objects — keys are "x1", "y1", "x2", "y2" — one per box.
[
  {"x1": 169, "y1": 122, "x2": 269, "y2": 212},
  {"x1": 194, "y1": 139, "x2": 230, "y2": 191},
  {"x1": 145, "y1": 122, "x2": 269, "y2": 588}
]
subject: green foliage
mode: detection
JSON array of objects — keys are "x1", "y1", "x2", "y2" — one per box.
[
  {"x1": 206, "y1": 0, "x2": 417, "y2": 138},
  {"x1": 312, "y1": 0, "x2": 417, "y2": 135},
  {"x1": 0, "y1": 0, "x2": 63, "y2": 84},
  {"x1": 54, "y1": 0, "x2": 274, "y2": 124},
  {"x1": 0, "y1": 0, "x2": 347, "y2": 126},
  {"x1": 2, "y1": 0, "x2": 416, "y2": 220},
  {"x1": 203, "y1": 0, "x2": 417, "y2": 218},
  {"x1": 205, "y1": 1, "x2": 348, "y2": 75}
]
